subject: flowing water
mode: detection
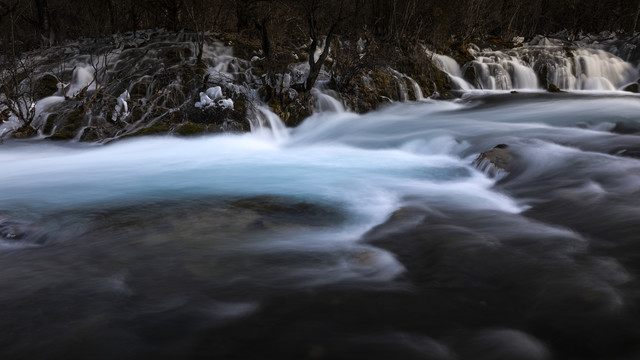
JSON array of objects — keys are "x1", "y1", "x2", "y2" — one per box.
[
  {"x1": 432, "y1": 39, "x2": 639, "y2": 92},
  {"x1": 2, "y1": 90, "x2": 640, "y2": 359}
]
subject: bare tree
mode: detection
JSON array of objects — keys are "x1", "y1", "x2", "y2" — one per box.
[
  {"x1": 0, "y1": 56, "x2": 40, "y2": 128},
  {"x1": 303, "y1": 0, "x2": 344, "y2": 91}
]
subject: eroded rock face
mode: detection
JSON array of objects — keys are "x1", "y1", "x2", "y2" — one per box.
[{"x1": 473, "y1": 144, "x2": 513, "y2": 178}]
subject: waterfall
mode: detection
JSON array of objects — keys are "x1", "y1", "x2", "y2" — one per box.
[
  {"x1": 406, "y1": 77, "x2": 425, "y2": 101},
  {"x1": 254, "y1": 106, "x2": 290, "y2": 141},
  {"x1": 311, "y1": 88, "x2": 346, "y2": 113},
  {"x1": 431, "y1": 45, "x2": 638, "y2": 91},
  {"x1": 430, "y1": 53, "x2": 474, "y2": 90}
]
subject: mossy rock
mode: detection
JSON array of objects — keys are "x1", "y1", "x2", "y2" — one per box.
[
  {"x1": 79, "y1": 127, "x2": 103, "y2": 142},
  {"x1": 266, "y1": 89, "x2": 312, "y2": 127},
  {"x1": 47, "y1": 131, "x2": 76, "y2": 140},
  {"x1": 177, "y1": 122, "x2": 207, "y2": 136},
  {"x1": 447, "y1": 41, "x2": 475, "y2": 65},
  {"x1": 34, "y1": 74, "x2": 59, "y2": 99},
  {"x1": 67, "y1": 108, "x2": 85, "y2": 126},
  {"x1": 131, "y1": 123, "x2": 172, "y2": 137},
  {"x1": 43, "y1": 114, "x2": 57, "y2": 134},
  {"x1": 163, "y1": 87, "x2": 186, "y2": 108},
  {"x1": 10, "y1": 125, "x2": 38, "y2": 139}
]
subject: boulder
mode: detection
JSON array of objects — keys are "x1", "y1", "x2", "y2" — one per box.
[
  {"x1": 473, "y1": 144, "x2": 513, "y2": 178},
  {"x1": 547, "y1": 83, "x2": 562, "y2": 93}
]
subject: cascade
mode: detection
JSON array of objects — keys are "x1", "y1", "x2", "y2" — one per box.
[
  {"x1": 430, "y1": 53, "x2": 474, "y2": 90},
  {"x1": 311, "y1": 88, "x2": 346, "y2": 113},
  {"x1": 431, "y1": 44, "x2": 638, "y2": 91},
  {"x1": 254, "y1": 106, "x2": 290, "y2": 141}
]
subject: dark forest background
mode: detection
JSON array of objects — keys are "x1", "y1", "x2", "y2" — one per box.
[{"x1": 2, "y1": 0, "x2": 640, "y2": 55}]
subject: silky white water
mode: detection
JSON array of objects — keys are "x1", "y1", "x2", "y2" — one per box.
[
  {"x1": 432, "y1": 44, "x2": 638, "y2": 91},
  {"x1": 2, "y1": 93, "x2": 640, "y2": 360}
]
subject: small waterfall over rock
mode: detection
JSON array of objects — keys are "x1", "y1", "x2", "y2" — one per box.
[
  {"x1": 312, "y1": 88, "x2": 346, "y2": 113},
  {"x1": 431, "y1": 42, "x2": 638, "y2": 92},
  {"x1": 254, "y1": 106, "x2": 289, "y2": 141},
  {"x1": 430, "y1": 53, "x2": 474, "y2": 90}
]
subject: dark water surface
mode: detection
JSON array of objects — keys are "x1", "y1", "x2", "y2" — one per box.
[{"x1": 2, "y1": 93, "x2": 640, "y2": 359}]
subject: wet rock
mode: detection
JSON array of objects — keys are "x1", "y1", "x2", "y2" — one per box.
[
  {"x1": 130, "y1": 123, "x2": 172, "y2": 137},
  {"x1": 447, "y1": 41, "x2": 476, "y2": 65},
  {"x1": 177, "y1": 122, "x2": 207, "y2": 136},
  {"x1": 463, "y1": 64, "x2": 481, "y2": 89},
  {"x1": 473, "y1": 144, "x2": 513, "y2": 178},
  {"x1": 547, "y1": 83, "x2": 562, "y2": 93},
  {"x1": 34, "y1": 74, "x2": 59, "y2": 99},
  {"x1": 47, "y1": 131, "x2": 76, "y2": 140},
  {"x1": 79, "y1": 126, "x2": 103, "y2": 142},
  {"x1": 263, "y1": 86, "x2": 313, "y2": 127},
  {"x1": 129, "y1": 78, "x2": 151, "y2": 100},
  {"x1": 0, "y1": 108, "x2": 10, "y2": 122},
  {"x1": 622, "y1": 82, "x2": 639, "y2": 93},
  {"x1": 10, "y1": 124, "x2": 38, "y2": 139}
]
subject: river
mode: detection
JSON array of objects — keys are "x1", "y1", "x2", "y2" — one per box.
[{"x1": 1, "y1": 92, "x2": 640, "y2": 359}]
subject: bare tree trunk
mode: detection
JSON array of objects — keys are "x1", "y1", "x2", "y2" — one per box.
[
  {"x1": 304, "y1": 1, "x2": 343, "y2": 91},
  {"x1": 130, "y1": 4, "x2": 138, "y2": 36},
  {"x1": 631, "y1": 0, "x2": 640, "y2": 33},
  {"x1": 235, "y1": 0, "x2": 251, "y2": 32},
  {"x1": 34, "y1": 0, "x2": 50, "y2": 44},
  {"x1": 107, "y1": 0, "x2": 117, "y2": 33},
  {"x1": 181, "y1": 0, "x2": 205, "y2": 65}
]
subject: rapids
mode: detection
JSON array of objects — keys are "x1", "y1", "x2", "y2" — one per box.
[{"x1": 1, "y1": 92, "x2": 640, "y2": 359}]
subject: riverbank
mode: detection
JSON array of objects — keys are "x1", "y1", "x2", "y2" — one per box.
[{"x1": 1, "y1": 29, "x2": 639, "y2": 143}]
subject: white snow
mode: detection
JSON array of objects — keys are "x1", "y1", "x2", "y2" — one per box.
[
  {"x1": 195, "y1": 86, "x2": 234, "y2": 110},
  {"x1": 205, "y1": 86, "x2": 223, "y2": 100},
  {"x1": 112, "y1": 90, "x2": 130, "y2": 122},
  {"x1": 217, "y1": 98, "x2": 234, "y2": 109}
]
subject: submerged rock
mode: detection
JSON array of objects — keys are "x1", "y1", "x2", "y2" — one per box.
[
  {"x1": 0, "y1": 218, "x2": 47, "y2": 244},
  {"x1": 473, "y1": 144, "x2": 513, "y2": 178},
  {"x1": 611, "y1": 121, "x2": 640, "y2": 135}
]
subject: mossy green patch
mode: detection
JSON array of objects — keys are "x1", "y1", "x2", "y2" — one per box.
[
  {"x1": 131, "y1": 123, "x2": 172, "y2": 137},
  {"x1": 48, "y1": 131, "x2": 76, "y2": 140},
  {"x1": 10, "y1": 124, "x2": 38, "y2": 139},
  {"x1": 177, "y1": 122, "x2": 206, "y2": 136}
]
